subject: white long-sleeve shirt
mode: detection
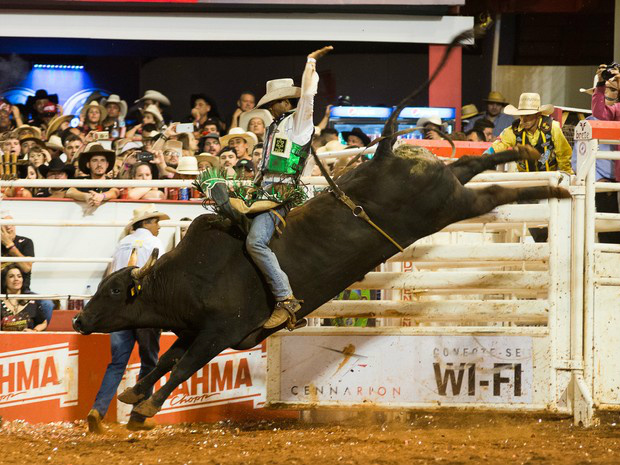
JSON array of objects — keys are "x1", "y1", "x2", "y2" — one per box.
[{"x1": 112, "y1": 228, "x2": 163, "y2": 272}]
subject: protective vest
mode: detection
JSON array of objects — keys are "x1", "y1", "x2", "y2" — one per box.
[
  {"x1": 260, "y1": 111, "x2": 312, "y2": 182},
  {"x1": 512, "y1": 116, "x2": 557, "y2": 172}
]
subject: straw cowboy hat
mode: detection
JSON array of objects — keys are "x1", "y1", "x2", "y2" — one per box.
[
  {"x1": 142, "y1": 104, "x2": 163, "y2": 123},
  {"x1": 316, "y1": 139, "x2": 347, "y2": 154},
  {"x1": 483, "y1": 91, "x2": 509, "y2": 105},
  {"x1": 256, "y1": 78, "x2": 301, "y2": 109},
  {"x1": 45, "y1": 135, "x2": 64, "y2": 151},
  {"x1": 15, "y1": 124, "x2": 42, "y2": 141},
  {"x1": 195, "y1": 152, "x2": 220, "y2": 169},
  {"x1": 176, "y1": 156, "x2": 200, "y2": 176},
  {"x1": 46, "y1": 114, "x2": 74, "y2": 137},
  {"x1": 503, "y1": 93, "x2": 554, "y2": 116},
  {"x1": 78, "y1": 143, "x2": 115, "y2": 175},
  {"x1": 164, "y1": 140, "x2": 183, "y2": 156},
  {"x1": 124, "y1": 204, "x2": 170, "y2": 235},
  {"x1": 101, "y1": 94, "x2": 128, "y2": 119},
  {"x1": 80, "y1": 101, "x2": 107, "y2": 122},
  {"x1": 220, "y1": 127, "x2": 259, "y2": 147},
  {"x1": 239, "y1": 109, "x2": 273, "y2": 132},
  {"x1": 461, "y1": 104, "x2": 479, "y2": 119},
  {"x1": 135, "y1": 90, "x2": 170, "y2": 107},
  {"x1": 341, "y1": 127, "x2": 371, "y2": 146}
]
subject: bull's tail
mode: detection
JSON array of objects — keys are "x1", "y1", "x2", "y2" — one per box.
[{"x1": 374, "y1": 27, "x2": 482, "y2": 160}]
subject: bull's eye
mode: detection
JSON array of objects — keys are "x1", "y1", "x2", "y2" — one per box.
[{"x1": 111, "y1": 288, "x2": 121, "y2": 296}]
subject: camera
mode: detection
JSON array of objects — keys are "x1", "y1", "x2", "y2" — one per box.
[
  {"x1": 136, "y1": 151, "x2": 154, "y2": 162},
  {"x1": 601, "y1": 62, "x2": 619, "y2": 81}
]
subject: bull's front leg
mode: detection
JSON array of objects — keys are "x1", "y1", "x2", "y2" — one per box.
[
  {"x1": 133, "y1": 330, "x2": 228, "y2": 417},
  {"x1": 118, "y1": 331, "x2": 198, "y2": 405}
]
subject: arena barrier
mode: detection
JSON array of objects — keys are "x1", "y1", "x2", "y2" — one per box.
[{"x1": 573, "y1": 120, "x2": 620, "y2": 418}]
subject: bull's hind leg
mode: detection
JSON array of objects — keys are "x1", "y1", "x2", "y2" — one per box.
[
  {"x1": 118, "y1": 331, "x2": 197, "y2": 405},
  {"x1": 449, "y1": 146, "x2": 540, "y2": 185},
  {"x1": 133, "y1": 331, "x2": 228, "y2": 418},
  {"x1": 456, "y1": 184, "x2": 570, "y2": 221}
]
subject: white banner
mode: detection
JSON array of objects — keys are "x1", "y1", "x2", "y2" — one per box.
[{"x1": 279, "y1": 335, "x2": 533, "y2": 405}]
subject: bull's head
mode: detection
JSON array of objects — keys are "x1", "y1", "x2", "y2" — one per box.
[{"x1": 72, "y1": 249, "x2": 158, "y2": 335}]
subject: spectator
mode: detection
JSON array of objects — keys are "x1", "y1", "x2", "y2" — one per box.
[
  {"x1": 0, "y1": 99, "x2": 22, "y2": 133},
  {"x1": 127, "y1": 162, "x2": 165, "y2": 200},
  {"x1": 177, "y1": 132, "x2": 199, "y2": 157},
  {"x1": 1, "y1": 264, "x2": 47, "y2": 332},
  {"x1": 465, "y1": 91, "x2": 514, "y2": 137},
  {"x1": 220, "y1": 128, "x2": 257, "y2": 160},
  {"x1": 235, "y1": 158, "x2": 255, "y2": 180},
  {"x1": 450, "y1": 131, "x2": 467, "y2": 141},
  {"x1": 1, "y1": 132, "x2": 20, "y2": 168},
  {"x1": 66, "y1": 143, "x2": 119, "y2": 207},
  {"x1": 200, "y1": 119, "x2": 220, "y2": 137},
  {"x1": 251, "y1": 143, "x2": 264, "y2": 171},
  {"x1": 135, "y1": 90, "x2": 170, "y2": 111},
  {"x1": 46, "y1": 114, "x2": 74, "y2": 139},
  {"x1": 101, "y1": 94, "x2": 127, "y2": 129},
  {"x1": 39, "y1": 102, "x2": 60, "y2": 134},
  {"x1": 79, "y1": 101, "x2": 107, "y2": 135},
  {"x1": 25, "y1": 89, "x2": 58, "y2": 127},
  {"x1": 472, "y1": 118, "x2": 495, "y2": 142},
  {"x1": 461, "y1": 103, "x2": 479, "y2": 129},
  {"x1": 26, "y1": 146, "x2": 50, "y2": 170},
  {"x1": 314, "y1": 127, "x2": 339, "y2": 150},
  {"x1": 16, "y1": 162, "x2": 45, "y2": 198},
  {"x1": 416, "y1": 117, "x2": 445, "y2": 140},
  {"x1": 39, "y1": 158, "x2": 75, "y2": 198},
  {"x1": 195, "y1": 152, "x2": 220, "y2": 171},
  {"x1": 190, "y1": 94, "x2": 223, "y2": 136},
  {"x1": 140, "y1": 124, "x2": 160, "y2": 151},
  {"x1": 88, "y1": 204, "x2": 169, "y2": 433},
  {"x1": 198, "y1": 132, "x2": 221, "y2": 156},
  {"x1": 18, "y1": 127, "x2": 44, "y2": 157},
  {"x1": 163, "y1": 140, "x2": 183, "y2": 169},
  {"x1": 45, "y1": 135, "x2": 64, "y2": 159},
  {"x1": 487, "y1": 93, "x2": 573, "y2": 174},
  {"x1": 341, "y1": 127, "x2": 371, "y2": 147},
  {"x1": 239, "y1": 109, "x2": 272, "y2": 142},
  {"x1": 230, "y1": 91, "x2": 257, "y2": 128},
  {"x1": 114, "y1": 141, "x2": 143, "y2": 179},
  {"x1": 218, "y1": 146, "x2": 238, "y2": 178},
  {"x1": 466, "y1": 129, "x2": 486, "y2": 142},
  {"x1": 175, "y1": 156, "x2": 200, "y2": 180},
  {"x1": 179, "y1": 217, "x2": 192, "y2": 241},
  {"x1": 63, "y1": 134, "x2": 84, "y2": 163}
]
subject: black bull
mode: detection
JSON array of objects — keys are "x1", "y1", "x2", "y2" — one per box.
[{"x1": 73, "y1": 141, "x2": 569, "y2": 417}]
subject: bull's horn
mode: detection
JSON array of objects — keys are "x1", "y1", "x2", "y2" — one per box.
[
  {"x1": 130, "y1": 248, "x2": 159, "y2": 280},
  {"x1": 127, "y1": 248, "x2": 138, "y2": 267}
]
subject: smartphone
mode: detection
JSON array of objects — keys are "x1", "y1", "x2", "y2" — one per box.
[
  {"x1": 176, "y1": 123, "x2": 194, "y2": 134},
  {"x1": 93, "y1": 131, "x2": 109, "y2": 141}
]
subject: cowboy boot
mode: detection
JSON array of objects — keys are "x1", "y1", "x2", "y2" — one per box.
[
  {"x1": 126, "y1": 412, "x2": 156, "y2": 431},
  {"x1": 263, "y1": 296, "x2": 304, "y2": 329},
  {"x1": 87, "y1": 409, "x2": 105, "y2": 434},
  {"x1": 209, "y1": 183, "x2": 251, "y2": 234}
]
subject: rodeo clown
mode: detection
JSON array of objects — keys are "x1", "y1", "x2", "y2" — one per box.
[
  {"x1": 485, "y1": 92, "x2": 573, "y2": 174},
  {"x1": 201, "y1": 46, "x2": 332, "y2": 329}
]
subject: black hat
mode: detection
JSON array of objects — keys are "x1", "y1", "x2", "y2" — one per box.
[
  {"x1": 235, "y1": 158, "x2": 254, "y2": 172},
  {"x1": 341, "y1": 127, "x2": 371, "y2": 146},
  {"x1": 78, "y1": 143, "x2": 115, "y2": 175},
  {"x1": 25, "y1": 89, "x2": 59, "y2": 115},
  {"x1": 190, "y1": 94, "x2": 220, "y2": 118},
  {"x1": 39, "y1": 157, "x2": 75, "y2": 178}
]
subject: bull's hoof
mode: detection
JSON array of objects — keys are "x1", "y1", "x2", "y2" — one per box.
[
  {"x1": 118, "y1": 387, "x2": 145, "y2": 405},
  {"x1": 133, "y1": 398, "x2": 161, "y2": 418}
]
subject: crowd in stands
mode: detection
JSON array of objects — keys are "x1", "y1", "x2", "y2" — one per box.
[{"x1": 2, "y1": 62, "x2": 619, "y2": 331}]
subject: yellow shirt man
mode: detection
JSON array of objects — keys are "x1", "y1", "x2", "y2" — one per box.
[{"x1": 488, "y1": 116, "x2": 573, "y2": 174}]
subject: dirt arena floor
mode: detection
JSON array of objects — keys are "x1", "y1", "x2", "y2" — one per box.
[{"x1": 2, "y1": 411, "x2": 620, "y2": 465}]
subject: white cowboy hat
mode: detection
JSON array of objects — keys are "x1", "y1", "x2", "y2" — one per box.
[
  {"x1": 417, "y1": 116, "x2": 446, "y2": 128},
  {"x1": 124, "y1": 204, "x2": 170, "y2": 235},
  {"x1": 45, "y1": 135, "x2": 64, "y2": 151},
  {"x1": 142, "y1": 104, "x2": 163, "y2": 123},
  {"x1": 220, "y1": 127, "x2": 259, "y2": 147},
  {"x1": 80, "y1": 101, "x2": 107, "y2": 122},
  {"x1": 196, "y1": 152, "x2": 220, "y2": 169},
  {"x1": 101, "y1": 94, "x2": 128, "y2": 119},
  {"x1": 256, "y1": 78, "x2": 301, "y2": 109},
  {"x1": 316, "y1": 139, "x2": 347, "y2": 154},
  {"x1": 176, "y1": 156, "x2": 200, "y2": 175},
  {"x1": 239, "y1": 109, "x2": 273, "y2": 132},
  {"x1": 504, "y1": 93, "x2": 554, "y2": 116},
  {"x1": 117, "y1": 140, "x2": 143, "y2": 156},
  {"x1": 135, "y1": 90, "x2": 171, "y2": 107}
]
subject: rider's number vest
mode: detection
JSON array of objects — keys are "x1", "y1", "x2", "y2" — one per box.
[
  {"x1": 513, "y1": 116, "x2": 557, "y2": 172},
  {"x1": 261, "y1": 111, "x2": 312, "y2": 180}
]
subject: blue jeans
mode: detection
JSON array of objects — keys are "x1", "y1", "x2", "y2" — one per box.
[
  {"x1": 246, "y1": 208, "x2": 292, "y2": 300},
  {"x1": 40, "y1": 300, "x2": 53, "y2": 324},
  {"x1": 92, "y1": 329, "x2": 160, "y2": 418}
]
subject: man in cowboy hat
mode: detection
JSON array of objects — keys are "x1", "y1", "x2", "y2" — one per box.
[
  {"x1": 465, "y1": 91, "x2": 514, "y2": 138},
  {"x1": 486, "y1": 92, "x2": 573, "y2": 174},
  {"x1": 38, "y1": 158, "x2": 75, "y2": 198},
  {"x1": 416, "y1": 117, "x2": 446, "y2": 140},
  {"x1": 220, "y1": 127, "x2": 258, "y2": 161},
  {"x1": 25, "y1": 89, "x2": 59, "y2": 127},
  {"x1": 88, "y1": 204, "x2": 169, "y2": 434},
  {"x1": 341, "y1": 127, "x2": 371, "y2": 147},
  {"x1": 209, "y1": 45, "x2": 333, "y2": 330},
  {"x1": 66, "y1": 143, "x2": 119, "y2": 206},
  {"x1": 101, "y1": 94, "x2": 128, "y2": 136}
]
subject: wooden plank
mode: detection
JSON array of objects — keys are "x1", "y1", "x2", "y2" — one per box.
[{"x1": 390, "y1": 243, "x2": 549, "y2": 262}]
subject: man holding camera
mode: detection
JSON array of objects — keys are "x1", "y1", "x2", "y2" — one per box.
[
  {"x1": 66, "y1": 143, "x2": 119, "y2": 207},
  {"x1": 591, "y1": 63, "x2": 620, "y2": 121}
]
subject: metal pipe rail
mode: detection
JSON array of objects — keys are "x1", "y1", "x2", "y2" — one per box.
[{"x1": 0, "y1": 257, "x2": 112, "y2": 263}]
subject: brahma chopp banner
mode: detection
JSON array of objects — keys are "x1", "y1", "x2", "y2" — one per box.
[{"x1": 0, "y1": 333, "x2": 296, "y2": 424}]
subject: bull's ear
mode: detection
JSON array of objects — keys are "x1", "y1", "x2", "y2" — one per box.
[{"x1": 131, "y1": 248, "x2": 159, "y2": 280}]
